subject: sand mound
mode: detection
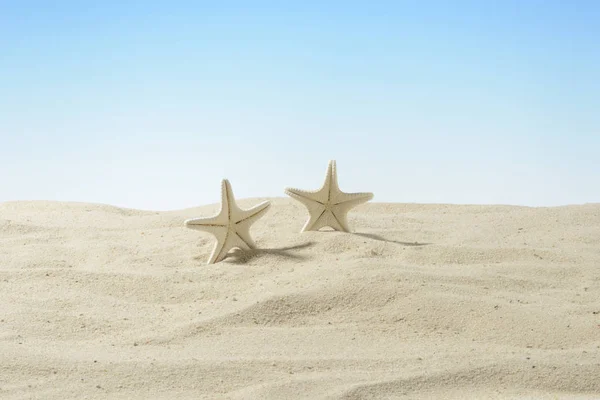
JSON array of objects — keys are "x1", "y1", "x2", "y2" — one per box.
[{"x1": 1, "y1": 199, "x2": 599, "y2": 399}]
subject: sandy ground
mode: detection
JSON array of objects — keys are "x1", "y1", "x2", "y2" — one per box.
[{"x1": 1, "y1": 199, "x2": 599, "y2": 399}]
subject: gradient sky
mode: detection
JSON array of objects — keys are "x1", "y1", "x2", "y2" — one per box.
[{"x1": 1, "y1": 1, "x2": 599, "y2": 210}]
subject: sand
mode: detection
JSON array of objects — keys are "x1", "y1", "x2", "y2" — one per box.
[{"x1": 1, "y1": 199, "x2": 599, "y2": 399}]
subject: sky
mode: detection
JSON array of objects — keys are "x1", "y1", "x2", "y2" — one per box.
[{"x1": 1, "y1": 1, "x2": 599, "y2": 210}]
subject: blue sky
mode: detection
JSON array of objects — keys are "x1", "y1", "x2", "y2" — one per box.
[{"x1": 1, "y1": 1, "x2": 599, "y2": 210}]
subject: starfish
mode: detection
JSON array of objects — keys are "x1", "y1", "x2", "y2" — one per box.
[
  {"x1": 284, "y1": 160, "x2": 373, "y2": 232},
  {"x1": 184, "y1": 179, "x2": 271, "y2": 264}
]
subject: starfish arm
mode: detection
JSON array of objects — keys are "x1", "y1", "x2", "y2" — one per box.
[
  {"x1": 301, "y1": 203, "x2": 328, "y2": 232},
  {"x1": 283, "y1": 189, "x2": 327, "y2": 232},
  {"x1": 208, "y1": 230, "x2": 231, "y2": 263},
  {"x1": 311, "y1": 210, "x2": 346, "y2": 232},
  {"x1": 184, "y1": 179, "x2": 233, "y2": 230},
  {"x1": 220, "y1": 179, "x2": 234, "y2": 220},
  {"x1": 233, "y1": 200, "x2": 271, "y2": 225},
  {"x1": 285, "y1": 160, "x2": 336, "y2": 204},
  {"x1": 185, "y1": 210, "x2": 230, "y2": 264},
  {"x1": 285, "y1": 187, "x2": 319, "y2": 206},
  {"x1": 231, "y1": 233, "x2": 253, "y2": 251},
  {"x1": 328, "y1": 193, "x2": 372, "y2": 232},
  {"x1": 334, "y1": 191, "x2": 374, "y2": 208},
  {"x1": 322, "y1": 160, "x2": 336, "y2": 199},
  {"x1": 183, "y1": 215, "x2": 226, "y2": 232},
  {"x1": 286, "y1": 160, "x2": 336, "y2": 201},
  {"x1": 285, "y1": 185, "x2": 330, "y2": 205},
  {"x1": 327, "y1": 160, "x2": 339, "y2": 196},
  {"x1": 234, "y1": 200, "x2": 271, "y2": 248},
  {"x1": 201, "y1": 226, "x2": 229, "y2": 264},
  {"x1": 210, "y1": 229, "x2": 255, "y2": 263}
]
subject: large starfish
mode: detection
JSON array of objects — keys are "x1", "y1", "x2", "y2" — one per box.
[
  {"x1": 184, "y1": 179, "x2": 271, "y2": 264},
  {"x1": 285, "y1": 160, "x2": 373, "y2": 232}
]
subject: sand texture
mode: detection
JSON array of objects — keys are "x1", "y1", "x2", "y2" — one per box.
[{"x1": 1, "y1": 199, "x2": 599, "y2": 399}]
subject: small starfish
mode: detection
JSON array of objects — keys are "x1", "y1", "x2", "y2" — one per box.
[
  {"x1": 184, "y1": 179, "x2": 271, "y2": 264},
  {"x1": 285, "y1": 160, "x2": 373, "y2": 232}
]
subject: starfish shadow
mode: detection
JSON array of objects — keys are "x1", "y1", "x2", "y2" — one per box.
[
  {"x1": 352, "y1": 232, "x2": 431, "y2": 247},
  {"x1": 225, "y1": 241, "x2": 315, "y2": 264}
]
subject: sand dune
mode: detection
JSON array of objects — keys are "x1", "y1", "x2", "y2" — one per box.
[{"x1": 1, "y1": 199, "x2": 599, "y2": 399}]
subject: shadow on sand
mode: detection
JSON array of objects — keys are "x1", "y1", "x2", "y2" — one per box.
[
  {"x1": 226, "y1": 241, "x2": 315, "y2": 264},
  {"x1": 352, "y1": 232, "x2": 431, "y2": 247}
]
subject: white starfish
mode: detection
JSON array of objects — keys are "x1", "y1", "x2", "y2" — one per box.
[
  {"x1": 285, "y1": 160, "x2": 373, "y2": 232},
  {"x1": 184, "y1": 179, "x2": 271, "y2": 264}
]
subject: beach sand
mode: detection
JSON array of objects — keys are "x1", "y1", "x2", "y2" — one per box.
[{"x1": 1, "y1": 199, "x2": 599, "y2": 399}]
